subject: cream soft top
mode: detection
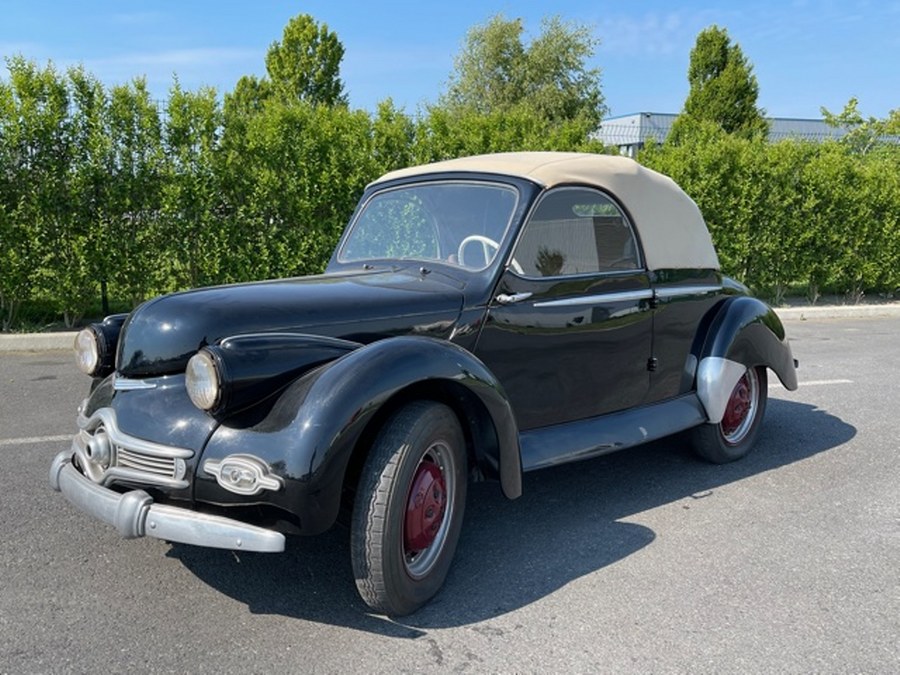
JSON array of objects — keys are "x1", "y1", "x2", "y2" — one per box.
[{"x1": 372, "y1": 152, "x2": 720, "y2": 272}]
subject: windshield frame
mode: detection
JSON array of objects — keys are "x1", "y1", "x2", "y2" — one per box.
[{"x1": 336, "y1": 179, "x2": 521, "y2": 272}]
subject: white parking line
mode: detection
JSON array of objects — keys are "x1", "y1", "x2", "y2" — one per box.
[
  {"x1": 770, "y1": 378, "x2": 853, "y2": 389},
  {"x1": 0, "y1": 434, "x2": 71, "y2": 447}
]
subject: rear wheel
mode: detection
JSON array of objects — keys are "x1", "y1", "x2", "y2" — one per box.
[
  {"x1": 691, "y1": 366, "x2": 768, "y2": 463},
  {"x1": 351, "y1": 401, "x2": 467, "y2": 616}
]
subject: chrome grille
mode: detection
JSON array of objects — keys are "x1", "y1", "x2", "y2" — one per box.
[
  {"x1": 74, "y1": 407, "x2": 193, "y2": 489},
  {"x1": 116, "y1": 447, "x2": 177, "y2": 478}
]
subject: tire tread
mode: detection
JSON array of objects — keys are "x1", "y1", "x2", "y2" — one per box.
[{"x1": 350, "y1": 401, "x2": 465, "y2": 615}]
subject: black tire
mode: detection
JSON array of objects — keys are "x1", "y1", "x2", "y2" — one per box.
[
  {"x1": 350, "y1": 401, "x2": 467, "y2": 616},
  {"x1": 691, "y1": 366, "x2": 768, "y2": 464}
]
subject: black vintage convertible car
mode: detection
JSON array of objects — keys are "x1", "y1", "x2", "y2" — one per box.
[{"x1": 51, "y1": 152, "x2": 798, "y2": 615}]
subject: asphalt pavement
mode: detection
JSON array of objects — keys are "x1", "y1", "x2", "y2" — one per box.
[{"x1": 0, "y1": 316, "x2": 898, "y2": 673}]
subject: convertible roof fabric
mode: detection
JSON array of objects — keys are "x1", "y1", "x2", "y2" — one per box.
[{"x1": 373, "y1": 152, "x2": 720, "y2": 272}]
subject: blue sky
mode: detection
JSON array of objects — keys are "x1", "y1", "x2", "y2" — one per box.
[{"x1": 1, "y1": 0, "x2": 898, "y2": 120}]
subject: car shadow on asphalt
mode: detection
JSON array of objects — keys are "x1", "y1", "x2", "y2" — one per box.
[{"x1": 167, "y1": 398, "x2": 854, "y2": 637}]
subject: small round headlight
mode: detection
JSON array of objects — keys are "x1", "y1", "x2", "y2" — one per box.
[
  {"x1": 74, "y1": 328, "x2": 101, "y2": 376},
  {"x1": 186, "y1": 350, "x2": 221, "y2": 411}
]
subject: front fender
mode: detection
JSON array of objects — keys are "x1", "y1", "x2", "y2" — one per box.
[
  {"x1": 203, "y1": 332, "x2": 361, "y2": 418},
  {"x1": 695, "y1": 296, "x2": 798, "y2": 423},
  {"x1": 197, "y1": 336, "x2": 521, "y2": 534}
]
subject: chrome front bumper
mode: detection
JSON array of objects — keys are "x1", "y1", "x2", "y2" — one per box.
[{"x1": 49, "y1": 451, "x2": 285, "y2": 553}]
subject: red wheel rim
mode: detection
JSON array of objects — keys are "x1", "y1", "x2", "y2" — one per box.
[
  {"x1": 404, "y1": 459, "x2": 447, "y2": 554},
  {"x1": 721, "y1": 373, "x2": 751, "y2": 436},
  {"x1": 720, "y1": 368, "x2": 759, "y2": 445}
]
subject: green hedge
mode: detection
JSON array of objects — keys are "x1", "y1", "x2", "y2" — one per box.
[
  {"x1": 640, "y1": 128, "x2": 900, "y2": 303},
  {"x1": 1, "y1": 59, "x2": 898, "y2": 330}
]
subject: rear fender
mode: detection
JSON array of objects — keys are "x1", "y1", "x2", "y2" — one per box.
[{"x1": 694, "y1": 296, "x2": 798, "y2": 423}]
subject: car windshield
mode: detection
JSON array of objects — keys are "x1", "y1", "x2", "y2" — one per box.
[{"x1": 339, "y1": 181, "x2": 519, "y2": 270}]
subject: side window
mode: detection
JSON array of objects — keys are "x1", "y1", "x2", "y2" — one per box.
[{"x1": 513, "y1": 188, "x2": 640, "y2": 277}]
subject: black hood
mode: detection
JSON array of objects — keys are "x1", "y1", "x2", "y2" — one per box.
[{"x1": 117, "y1": 269, "x2": 465, "y2": 377}]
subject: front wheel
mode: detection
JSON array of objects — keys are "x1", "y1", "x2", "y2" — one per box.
[
  {"x1": 351, "y1": 401, "x2": 467, "y2": 616},
  {"x1": 691, "y1": 366, "x2": 768, "y2": 463}
]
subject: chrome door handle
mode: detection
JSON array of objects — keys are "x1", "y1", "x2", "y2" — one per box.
[{"x1": 495, "y1": 292, "x2": 533, "y2": 305}]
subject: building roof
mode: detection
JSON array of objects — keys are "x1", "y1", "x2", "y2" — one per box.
[{"x1": 596, "y1": 112, "x2": 852, "y2": 150}]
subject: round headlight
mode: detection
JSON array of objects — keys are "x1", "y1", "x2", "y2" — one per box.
[
  {"x1": 74, "y1": 328, "x2": 101, "y2": 375},
  {"x1": 186, "y1": 350, "x2": 221, "y2": 411}
]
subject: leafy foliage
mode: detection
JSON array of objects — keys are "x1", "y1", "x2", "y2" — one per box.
[
  {"x1": 669, "y1": 26, "x2": 768, "y2": 143},
  {"x1": 265, "y1": 14, "x2": 347, "y2": 107},
  {"x1": 1, "y1": 13, "x2": 897, "y2": 330},
  {"x1": 0, "y1": 58, "x2": 73, "y2": 327},
  {"x1": 641, "y1": 133, "x2": 900, "y2": 303},
  {"x1": 821, "y1": 97, "x2": 900, "y2": 155},
  {"x1": 439, "y1": 15, "x2": 605, "y2": 131},
  {"x1": 106, "y1": 78, "x2": 165, "y2": 305}
]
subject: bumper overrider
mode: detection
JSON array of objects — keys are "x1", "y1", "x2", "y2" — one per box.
[{"x1": 49, "y1": 451, "x2": 285, "y2": 553}]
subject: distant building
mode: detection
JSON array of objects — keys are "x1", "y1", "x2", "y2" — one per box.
[{"x1": 597, "y1": 112, "x2": 848, "y2": 156}]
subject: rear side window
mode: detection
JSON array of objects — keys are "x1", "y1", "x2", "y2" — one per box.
[{"x1": 512, "y1": 188, "x2": 640, "y2": 277}]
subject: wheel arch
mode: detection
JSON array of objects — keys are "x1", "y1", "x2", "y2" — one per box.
[
  {"x1": 692, "y1": 296, "x2": 798, "y2": 423},
  {"x1": 314, "y1": 338, "x2": 521, "y2": 521},
  {"x1": 342, "y1": 377, "x2": 513, "y2": 506},
  {"x1": 283, "y1": 336, "x2": 521, "y2": 528}
]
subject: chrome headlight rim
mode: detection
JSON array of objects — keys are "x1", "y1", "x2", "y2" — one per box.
[
  {"x1": 185, "y1": 349, "x2": 223, "y2": 412},
  {"x1": 74, "y1": 327, "x2": 102, "y2": 376}
]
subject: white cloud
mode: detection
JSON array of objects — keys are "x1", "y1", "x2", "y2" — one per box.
[
  {"x1": 596, "y1": 9, "x2": 731, "y2": 58},
  {"x1": 42, "y1": 47, "x2": 264, "y2": 97},
  {"x1": 86, "y1": 47, "x2": 260, "y2": 69}
]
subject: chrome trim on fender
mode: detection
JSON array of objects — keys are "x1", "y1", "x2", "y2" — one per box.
[
  {"x1": 696, "y1": 357, "x2": 747, "y2": 424},
  {"x1": 50, "y1": 452, "x2": 285, "y2": 552},
  {"x1": 655, "y1": 285, "x2": 722, "y2": 299},
  {"x1": 495, "y1": 292, "x2": 533, "y2": 305},
  {"x1": 113, "y1": 375, "x2": 158, "y2": 391},
  {"x1": 204, "y1": 455, "x2": 284, "y2": 496},
  {"x1": 533, "y1": 289, "x2": 653, "y2": 308}
]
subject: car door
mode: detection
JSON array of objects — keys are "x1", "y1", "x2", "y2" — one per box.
[{"x1": 473, "y1": 186, "x2": 654, "y2": 431}]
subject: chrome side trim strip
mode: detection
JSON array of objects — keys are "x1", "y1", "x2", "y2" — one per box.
[
  {"x1": 495, "y1": 291, "x2": 534, "y2": 305},
  {"x1": 655, "y1": 285, "x2": 722, "y2": 299},
  {"x1": 533, "y1": 289, "x2": 653, "y2": 308}
]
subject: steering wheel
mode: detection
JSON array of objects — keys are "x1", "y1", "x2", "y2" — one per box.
[{"x1": 457, "y1": 235, "x2": 524, "y2": 274}]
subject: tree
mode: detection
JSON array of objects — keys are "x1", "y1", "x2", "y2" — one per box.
[
  {"x1": 439, "y1": 14, "x2": 606, "y2": 130},
  {"x1": 64, "y1": 66, "x2": 111, "y2": 322},
  {"x1": 415, "y1": 105, "x2": 605, "y2": 163},
  {"x1": 224, "y1": 75, "x2": 272, "y2": 120},
  {"x1": 0, "y1": 57, "x2": 72, "y2": 327},
  {"x1": 669, "y1": 26, "x2": 768, "y2": 142},
  {"x1": 265, "y1": 14, "x2": 347, "y2": 107},
  {"x1": 160, "y1": 80, "x2": 223, "y2": 290},
  {"x1": 821, "y1": 97, "x2": 900, "y2": 155},
  {"x1": 106, "y1": 78, "x2": 165, "y2": 305}
]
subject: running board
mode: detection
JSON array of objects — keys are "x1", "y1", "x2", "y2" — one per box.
[{"x1": 520, "y1": 394, "x2": 707, "y2": 472}]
